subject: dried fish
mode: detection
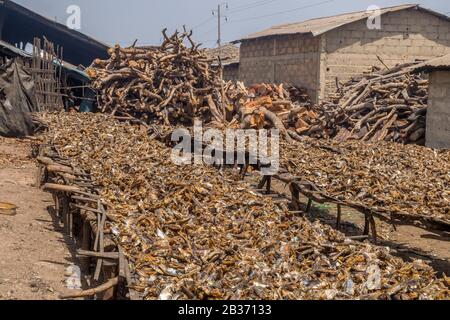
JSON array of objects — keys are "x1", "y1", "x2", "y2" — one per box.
[
  {"x1": 37, "y1": 112, "x2": 449, "y2": 300},
  {"x1": 280, "y1": 138, "x2": 450, "y2": 225}
]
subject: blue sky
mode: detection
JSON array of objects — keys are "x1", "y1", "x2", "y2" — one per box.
[{"x1": 14, "y1": 0, "x2": 450, "y2": 47}]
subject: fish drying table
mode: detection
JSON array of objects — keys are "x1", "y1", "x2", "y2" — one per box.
[
  {"x1": 256, "y1": 171, "x2": 450, "y2": 243},
  {"x1": 157, "y1": 132, "x2": 386, "y2": 242},
  {"x1": 159, "y1": 127, "x2": 449, "y2": 242},
  {"x1": 35, "y1": 145, "x2": 141, "y2": 300},
  {"x1": 35, "y1": 138, "x2": 369, "y2": 300},
  {"x1": 33, "y1": 112, "x2": 450, "y2": 300}
]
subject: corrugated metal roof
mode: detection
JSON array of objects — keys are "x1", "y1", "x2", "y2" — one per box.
[
  {"x1": 3, "y1": 0, "x2": 109, "y2": 50},
  {"x1": 0, "y1": 40, "x2": 90, "y2": 80},
  {"x1": 53, "y1": 59, "x2": 90, "y2": 80},
  {"x1": 0, "y1": 40, "x2": 32, "y2": 58},
  {"x1": 236, "y1": 4, "x2": 448, "y2": 42},
  {"x1": 414, "y1": 54, "x2": 450, "y2": 72}
]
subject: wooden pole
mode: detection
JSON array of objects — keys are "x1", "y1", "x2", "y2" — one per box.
[
  {"x1": 217, "y1": 4, "x2": 221, "y2": 54},
  {"x1": 59, "y1": 277, "x2": 118, "y2": 299}
]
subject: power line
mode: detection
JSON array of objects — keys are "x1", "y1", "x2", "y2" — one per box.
[
  {"x1": 228, "y1": 0, "x2": 335, "y2": 23},
  {"x1": 228, "y1": 0, "x2": 270, "y2": 11},
  {"x1": 195, "y1": 20, "x2": 225, "y2": 40},
  {"x1": 192, "y1": 16, "x2": 215, "y2": 30},
  {"x1": 227, "y1": 0, "x2": 277, "y2": 14}
]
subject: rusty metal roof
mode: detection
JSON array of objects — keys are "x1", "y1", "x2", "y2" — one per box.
[{"x1": 236, "y1": 4, "x2": 449, "y2": 42}]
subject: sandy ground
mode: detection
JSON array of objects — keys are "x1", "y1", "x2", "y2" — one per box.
[{"x1": 0, "y1": 138, "x2": 75, "y2": 300}]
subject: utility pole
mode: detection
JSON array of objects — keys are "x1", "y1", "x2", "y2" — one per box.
[
  {"x1": 212, "y1": 2, "x2": 228, "y2": 122},
  {"x1": 217, "y1": 4, "x2": 221, "y2": 55},
  {"x1": 213, "y1": 3, "x2": 227, "y2": 55}
]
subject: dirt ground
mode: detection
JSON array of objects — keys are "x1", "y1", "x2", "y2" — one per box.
[{"x1": 0, "y1": 137, "x2": 76, "y2": 300}]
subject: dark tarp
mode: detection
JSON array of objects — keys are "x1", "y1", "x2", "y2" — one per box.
[{"x1": 0, "y1": 58, "x2": 38, "y2": 137}]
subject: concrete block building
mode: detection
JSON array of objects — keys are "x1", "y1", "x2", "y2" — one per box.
[
  {"x1": 234, "y1": 4, "x2": 450, "y2": 103},
  {"x1": 205, "y1": 43, "x2": 240, "y2": 81},
  {"x1": 415, "y1": 55, "x2": 450, "y2": 149}
]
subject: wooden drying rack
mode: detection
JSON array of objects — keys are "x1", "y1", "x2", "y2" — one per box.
[
  {"x1": 158, "y1": 126, "x2": 450, "y2": 243},
  {"x1": 34, "y1": 117, "x2": 449, "y2": 299},
  {"x1": 35, "y1": 144, "x2": 140, "y2": 300}
]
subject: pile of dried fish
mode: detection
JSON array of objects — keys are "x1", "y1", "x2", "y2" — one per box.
[
  {"x1": 37, "y1": 112, "x2": 449, "y2": 300},
  {"x1": 87, "y1": 29, "x2": 225, "y2": 126},
  {"x1": 295, "y1": 62, "x2": 428, "y2": 144},
  {"x1": 280, "y1": 138, "x2": 450, "y2": 225}
]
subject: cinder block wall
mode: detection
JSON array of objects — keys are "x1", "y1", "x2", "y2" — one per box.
[
  {"x1": 223, "y1": 64, "x2": 239, "y2": 82},
  {"x1": 324, "y1": 8, "x2": 450, "y2": 98},
  {"x1": 239, "y1": 35, "x2": 321, "y2": 102},
  {"x1": 426, "y1": 71, "x2": 450, "y2": 149}
]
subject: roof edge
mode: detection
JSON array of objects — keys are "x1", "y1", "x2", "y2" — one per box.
[
  {"x1": 234, "y1": 4, "x2": 449, "y2": 43},
  {"x1": 4, "y1": 0, "x2": 109, "y2": 50},
  {"x1": 413, "y1": 54, "x2": 450, "y2": 73}
]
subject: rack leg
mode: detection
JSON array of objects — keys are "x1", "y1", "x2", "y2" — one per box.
[
  {"x1": 306, "y1": 199, "x2": 313, "y2": 213},
  {"x1": 53, "y1": 193, "x2": 61, "y2": 218},
  {"x1": 266, "y1": 176, "x2": 272, "y2": 195},
  {"x1": 369, "y1": 214, "x2": 378, "y2": 244},
  {"x1": 61, "y1": 195, "x2": 70, "y2": 236},
  {"x1": 81, "y1": 218, "x2": 91, "y2": 273},
  {"x1": 257, "y1": 176, "x2": 269, "y2": 190},
  {"x1": 240, "y1": 163, "x2": 249, "y2": 180},
  {"x1": 290, "y1": 184, "x2": 300, "y2": 211},
  {"x1": 336, "y1": 204, "x2": 342, "y2": 229},
  {"x1": 363, "y1": 213, "x2": 370, "y2": 235}
]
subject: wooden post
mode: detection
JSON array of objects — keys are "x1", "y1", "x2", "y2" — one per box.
[
  {"x1": 266, "y1": 176, "x2": 272, "y2": 195},
  {"x1": 240, "y1": 163, "x2": 249, "y2": 180},
  {"x1": 336, "y1": 204, "x2": 342, "y2": 229},
  {"x1": 61, "y1": 195, "x2": 70, "y2": 236},
  {"x1": 81, "y1": 218, "x2": 91, "y2": 274},
  {"x1": 52, "y1": 193, "x2": 61, "y2": 218},
  {"x1": 257, "y1": 176, "x2": 269, "y2": 190},
  {"x1": 306, "y1": 199, "x2": 313, "y2": 213},
  {"x1": 290, "y1": 183, "x2": 300, "y2": 211},
  {"x1": 363, "y1": 213, "x2": 370, "y2": 236},
  {"x1": 369, "y1": 214, "x2": 378, "y2": 244}
]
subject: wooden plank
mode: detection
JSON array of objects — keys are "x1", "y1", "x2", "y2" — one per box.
[{"x1": 77, "y1": 250, "x2": 119, "y2": 260}]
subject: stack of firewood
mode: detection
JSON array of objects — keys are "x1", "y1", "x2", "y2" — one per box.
[
  {"x1": 292, "y1": 62, "x2": 428, "y2": 144},
  {"x1": 223, "y1": 82, "x2": 311, "y2": 141},
  {"x1": 86, "y1": 29, "x2": 226, "y2": 126}
]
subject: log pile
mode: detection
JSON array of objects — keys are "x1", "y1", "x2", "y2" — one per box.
[
  {"x1": 87, "y1": 28, "x2": 226, "y2": 126},
  {"x1": 36, "y1": 112, "x2": 449, "y2": 300},
  {"x1": 225, "y1": 82, "x2": 311, "y2": 130},
  {"x1": 293, "y1": 62, "x2": 429, "y2": 144}
]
